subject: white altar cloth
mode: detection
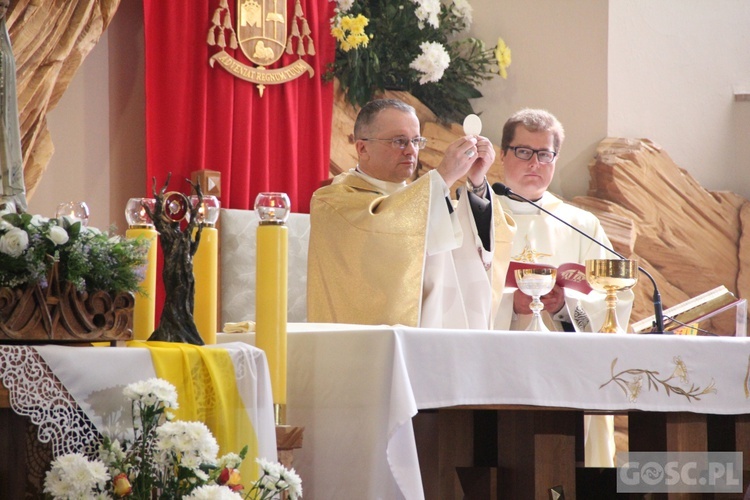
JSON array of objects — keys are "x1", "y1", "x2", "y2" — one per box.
[
  {"x1": 219, "y1": 324, "x2": 750, "y2": 500},
  {"x1": 0, "y1": 342, "x2": 277, "y2": 463}
]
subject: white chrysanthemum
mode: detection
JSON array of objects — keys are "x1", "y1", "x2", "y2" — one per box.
[
  {"x1": 180, "y1": 452, "x2": 204, "y2": 470},
  {"x1": 409, "y1": 41, "x2": 450, "y2": 84},
  {"x1": 334, "y1": 0, "x2": 354, "y2": 13},
  {"x1": 412, "y1": 0, "x2": 440, "y2": 29},
  {"x1": 194, "y1": 468, "x2": 210, "y2": 482},
  {"x1": 257, "y1": 457, "x2": 284, "y2": 478},
  {"x1": 98, "y1": 439, "x2": 127, "y2": 466},
  {"x1": 217, "y1": 452, "x2": 243, "y2": 469},
  {"x1": 281, "y1": 467, "x2": 303, "y2": 499},
  {"x1": 44, "y1": 453, "x2": 110, "y2": 498},
  {"x1": 0, "y1": 227, "x2": 28, "y2": 257},
  {"x1": 47, "y1": 225, "x2": 70, "y2": 246},
  {"x1": 123, "y1": 378, "x2": 179, "y2": 409},
  {"x1": 155, "y1": 421, "x2": 219, "y2": 470},
  {"x1": 452, "y1": 0, "x2": 473, "y2": 26},
  {"x1": 183, "y1": 484, "x2": 244, "y2": 500}
]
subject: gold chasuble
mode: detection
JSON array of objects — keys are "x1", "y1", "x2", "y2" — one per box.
[{"x1": 307, "y1": 169, "x2": 515, "y2": 328}]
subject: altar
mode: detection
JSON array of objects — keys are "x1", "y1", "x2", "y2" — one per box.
[
  {"x1": 219, "y1": 324, "x2": 750, "y2": 499},
  {"x1": 0, "y1": 341, "x2": 277, "y2": 498}
]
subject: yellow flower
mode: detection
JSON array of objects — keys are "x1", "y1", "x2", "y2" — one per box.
[
  {"x1": 340, "y1": 15, "x2": 354, "y2": 32},
  {"x1": 112, "y1": 473, "x2": 132, "y2": 497},
  {"x1": 333, "y1": 14, "x2": 370, "y2": 52},
  {"x1": 350, "y1": 14, "x2": 369, "y2": 33},
  {"x1": 218, "y1": 467, "x2": 243, "y2": 491},
  {"x1": 349, "y1": 33, "x2": 369, "y2": 49},
  {"x1": 495, "y1": 37, "x2": 511, "y2": 79},
  {"x1": 331, "y1": 26, "x2": 345, "y2": 43}
]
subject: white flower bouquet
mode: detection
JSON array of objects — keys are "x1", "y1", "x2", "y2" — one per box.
[
  {"x1": 43, "y1": 378, "x2": 302, "y2": 500},
  {"x1": 0, "y1": 207, "x2": 147, "y2": 294},
  {"x1": 326, "y1": 0, "x2": 511, "y2": 123}
]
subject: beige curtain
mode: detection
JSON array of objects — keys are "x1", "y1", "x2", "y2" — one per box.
[{"x1": 7, "y1": 0, "x2": 120, "y2": 200}]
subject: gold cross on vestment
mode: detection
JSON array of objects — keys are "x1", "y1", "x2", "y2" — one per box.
[{"x1": 513, "y1": 242, "x2": 552, "y2": 263}]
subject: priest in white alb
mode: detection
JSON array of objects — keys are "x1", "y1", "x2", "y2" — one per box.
[{"x1": 493, "y1": 108, "x2": 633, "y2": 467}]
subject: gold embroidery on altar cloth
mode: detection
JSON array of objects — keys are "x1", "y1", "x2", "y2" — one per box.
[{"x1": 599, "y1": 355, "x2": 717, "y2": 403}]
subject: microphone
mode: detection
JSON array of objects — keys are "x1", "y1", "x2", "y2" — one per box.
[{"x1": 492, "y1": 182, "x2": 665, "y2": 334}]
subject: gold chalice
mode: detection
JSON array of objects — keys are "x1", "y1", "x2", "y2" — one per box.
[
  {"x1": 585, "y1": 259, "x2": 638, "y2": 334},
  {"x1": 515, "y1": 268, "x2": 557, "y2": 332}
]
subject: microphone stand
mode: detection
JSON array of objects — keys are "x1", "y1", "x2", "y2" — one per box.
[{"x1": 492, "y1": 183, "x2": 665, "y2": 333}]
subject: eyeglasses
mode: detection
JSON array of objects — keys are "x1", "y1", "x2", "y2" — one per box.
[
  {"x1": 508, "y1": 146, "x2": 557, "y2": 164},
  {"x1": 361, "y1": 136, "x2": 428, "y2": 150}
]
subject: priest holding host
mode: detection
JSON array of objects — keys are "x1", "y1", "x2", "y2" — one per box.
[
  {"x1": 307, "y1": 98, "x2": 516, "y2": 329},
  {"x1": 306, "y1": 99, "x2": 632, "y2": 468},
  {"x1": 306, "y1": 101, "x2": 631, "y2": 338}
]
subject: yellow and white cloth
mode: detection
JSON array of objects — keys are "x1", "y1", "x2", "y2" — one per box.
[{"x1": 17, "y1": 341, "x2": 276, "y2": 483}]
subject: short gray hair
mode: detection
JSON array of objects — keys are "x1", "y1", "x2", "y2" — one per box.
[{"x1": 354, "y1": 99, "x2": 417, "y2": 139}]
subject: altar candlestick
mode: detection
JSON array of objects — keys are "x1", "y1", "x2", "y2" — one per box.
[
  {"x1": 191, "y1": 196, "x2": 220, "y2": 345},
  {"x1": 125, "y1": 198, "x2": 158, "y2": 340},
  {"x1": 254, "y1": 192, "x2": 290, "y2": 424}
]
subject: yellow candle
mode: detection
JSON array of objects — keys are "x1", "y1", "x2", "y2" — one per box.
[
  {"x1": 255, "y1": 223, "x2": 288, "y2": 407},
  {"x1": 126, "y1": 227, "x2": 158, "y2": 340},
  {"x1": 193, "y1": 226, "x2": 218, "y2": 344}
]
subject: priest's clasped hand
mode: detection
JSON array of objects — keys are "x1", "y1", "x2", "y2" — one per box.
[{"x1": 437, "y1": 135, "x2": 496, "y2": 188}]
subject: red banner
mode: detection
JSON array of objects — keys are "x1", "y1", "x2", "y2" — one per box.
[{"x1": 143, "y1": 0, "x2": 335, "y2": 325}]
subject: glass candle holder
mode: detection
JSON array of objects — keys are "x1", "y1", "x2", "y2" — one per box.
[
  {"x1": 125, "y1": 198, "x2": 156, "y2": 228},
  {"x1": 254, "y1": 192, "x2": 291, "y2": 224},
  {"x1": 56, "y1": 201, "x2": 90, "y2": 226},
  {"x1": 189, "y1": 195, "x2": 220, "y2": 226}
]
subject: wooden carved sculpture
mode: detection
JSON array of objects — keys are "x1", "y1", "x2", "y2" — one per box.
[{"x1": 144, "y1": 175, "x2": 204, "y2": 345}]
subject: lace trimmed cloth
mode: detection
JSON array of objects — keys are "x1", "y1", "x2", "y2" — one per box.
[
  {"x1": 0, "y1": 342, "x2": 276, "y2": 460},
  {"x1": 0, "y1": 345, "x2": 100, "y2": 458}
]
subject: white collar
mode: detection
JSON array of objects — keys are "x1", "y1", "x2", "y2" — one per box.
[
  {"x1": 353, "y1": 167, "x2": 407, "y2": 195},
  {"x1": 505, "y1": 196, "x2": 538, "y2": 214},
  {"x1": 504, "y1": 191, "x2": 562, "y2": 214}
]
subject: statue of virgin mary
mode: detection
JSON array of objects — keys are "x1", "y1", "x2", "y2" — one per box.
[{"x1": 0, "y1": 1, "x2": 26, "y2": 212}]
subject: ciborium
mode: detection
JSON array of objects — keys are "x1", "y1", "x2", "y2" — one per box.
[
  {"x1": 515, "y1": 268, "x2": 557, "y2": 332},
  {"x1": 585, "y1": 259, "x2": 638, "y2": 334}
]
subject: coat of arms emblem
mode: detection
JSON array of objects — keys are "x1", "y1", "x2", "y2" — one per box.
[{"x1": 208, "y1": 0, "x2": 315, "y2": 95}]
